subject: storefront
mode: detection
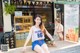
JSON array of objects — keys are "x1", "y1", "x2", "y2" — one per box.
[
  {"x1": 1, "y1": 0, "x2": 80, "y2": 50},
  {"x1": 0, "y1": 0, "x2": 56, "y2": 49},
  {"x1": 10, "y1": 0, "x2": 55, "y2": 48}
]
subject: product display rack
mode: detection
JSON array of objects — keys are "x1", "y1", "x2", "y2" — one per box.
[{"x1": 14, "y1": 16, "x2": 33, "y2": 33}]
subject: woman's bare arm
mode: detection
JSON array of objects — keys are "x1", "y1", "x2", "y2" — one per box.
[
  {"x1": 24, "y1": 27, "x2": 33, "y2": 47},
  {"x1": 45, "y1": 28, "x2": 54, "y2": 41}
]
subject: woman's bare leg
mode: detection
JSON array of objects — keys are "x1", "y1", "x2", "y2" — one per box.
[
  {"x1": 41, "y1": 43, "x2": 50, "y2": 53},
  {"x1": 59, "y1": 33, "x2": 63, "y2": 40},
  {"x1": 34, "y1": 45, "x2": 44, "y2": 53}
]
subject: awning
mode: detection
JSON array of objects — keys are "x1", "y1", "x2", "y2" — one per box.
[{"x1": 34, "y1": 0, "x2": 51, "y2": 2}]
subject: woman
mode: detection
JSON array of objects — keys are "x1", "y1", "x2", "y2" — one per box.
[
  {"x1": 54, "y1": 18, "x2": 63, "y2": 41},
  {"x1": 23, "y1": 15, "x2": 55, "y2": 53}
]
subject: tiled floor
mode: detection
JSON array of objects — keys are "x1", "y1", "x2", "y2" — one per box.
[{"x1": 1, "y1": 40, "x2": 79, "y2": 53}]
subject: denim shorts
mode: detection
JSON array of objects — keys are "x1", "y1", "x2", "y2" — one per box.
[{"x1": 32, "y1": 39, "x2": 45, "y2": 50}]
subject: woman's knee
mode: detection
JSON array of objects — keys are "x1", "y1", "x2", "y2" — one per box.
[
  {"x1": 36, "y1": 48, "x2": 44, "y2": 53},
  {"x1": 41, "y1": 44, "x2": 50, "y2": 53},
  {"x1": 39, "y1": 49, "x2": 44, "y2": 53},
  {"x1": 34, "y1": 45, "x2": 45, "y2": 53},
  {"x1": 44, "y1": 49, "x2": 50, "y2": 53}
]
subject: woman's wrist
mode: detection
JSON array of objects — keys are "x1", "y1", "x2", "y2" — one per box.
[
  {"x1": 51, "y1": 38, "x2": 54, "y2": 42},
  {"x1": 24, "y1": 44, "x2": 27, "y2": 47}
]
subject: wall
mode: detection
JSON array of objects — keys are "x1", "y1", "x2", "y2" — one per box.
[{"x1": 2, "y1": 0, "x2": 12, "y2": 32}]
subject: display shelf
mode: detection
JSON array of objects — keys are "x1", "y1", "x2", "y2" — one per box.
[
  {"x1": 14, "y1": 16, "x2": 33, "y2": 33},
  {"x1": 14, "y1": 23, "x2": 23, "y2": 25}
]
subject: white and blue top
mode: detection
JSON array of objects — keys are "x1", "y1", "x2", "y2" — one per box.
[{"x1": 31, "y1": 26, "x2": 45, "y2": 42}]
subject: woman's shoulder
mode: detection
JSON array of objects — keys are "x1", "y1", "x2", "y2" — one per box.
[
  {"x1": 60, "y1": 24, "x2": 63, "y2": 26},
  {"x1": 59, "y1": 24, "x2": 63, "y2": 28},
  {"x1": 30, "y1": 26, "x2": 35, "y2": 29}
]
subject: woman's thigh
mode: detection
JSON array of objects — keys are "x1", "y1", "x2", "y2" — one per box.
[
  {"x1": 34, "y1": 45, "x2": 44, "y2": 53},
  {"x1": 41, "y1": 43, "x2": 50, "y2": 53}
]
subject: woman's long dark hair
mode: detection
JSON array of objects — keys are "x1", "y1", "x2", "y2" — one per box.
[
  {"x1": 34, "y1": 14, "x2": 46, "y2": 34},
  {"x1": 34, "y1": 14, "x2": 42, "y2": 28}
]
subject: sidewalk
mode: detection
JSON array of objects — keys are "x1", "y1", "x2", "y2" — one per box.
[
  {"x1": 1, "y1": 40, "x2": 79, "y2": 53},
  {"x1": 51, "y1": 42, "x2": 80, "y2": 53}
]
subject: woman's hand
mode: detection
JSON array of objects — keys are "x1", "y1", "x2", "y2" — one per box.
[
  {"x1": 47, "y1": 41, "x2": 56, "y2": 47},
  {"x1": 52, "y1": 41, "x2": 56, "y2": 47},
  {"x1": 22, "y1": 47, "x2": 27, "y2": 53}
]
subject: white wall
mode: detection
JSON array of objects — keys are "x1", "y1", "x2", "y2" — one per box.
[{"x1": 2, "y1": 0, "x2": 12, "y2": 32}]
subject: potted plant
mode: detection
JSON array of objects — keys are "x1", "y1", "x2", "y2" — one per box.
[{"x1": 4, "y1": 3, "x2": 16, "y2": 14}]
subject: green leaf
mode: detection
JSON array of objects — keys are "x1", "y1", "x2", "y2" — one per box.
[{"x1": 4, "y1": 3, "x2": 16, "y2": 14}]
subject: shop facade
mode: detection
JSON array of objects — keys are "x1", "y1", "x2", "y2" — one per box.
[
  {"x1": 11, "y1": 0, "x2": 54, "y2": 48},
  {"x1": 0, "y1": 0, "x2": 55, "y2": 48},
  {"x1": 0, "y1": 0, "x2": 80, "y2": 49}
]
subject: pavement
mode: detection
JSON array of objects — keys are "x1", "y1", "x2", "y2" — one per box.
[
  {"x1": 0, "y1": 40, "x2": 80, "y2": 53},
  {"x1": 51, "y1": 44, "x2": 80, "y2": 53}
]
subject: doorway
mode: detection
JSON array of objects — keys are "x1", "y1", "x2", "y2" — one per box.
[{"x1": 0, "y1": 0, "x2": 3, "y2": 32}]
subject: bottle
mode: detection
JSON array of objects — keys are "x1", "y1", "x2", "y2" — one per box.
[
  {"x1": 22, "y1": 0, "x2": 24, "y2": 5},
  {"x1": 27, "y1": 1, "x2": 31, "y2": 6},
  {"x1": 39, "y1": 1, "x2": 43, "y2": 8},
  {"x1": 47, "y1": 1, "x2": 51, "y2": 7},
  {"x1": 30, "y1": 1, "x2": 33, "y2": 7},
  {"x1": 34, "y1": 1, "x2": 36, "y2": 8},
  {"x1": 26, "y1": 1, "x2": 29, "y2": 8},
  {"x1": 38, "y1": 1, "x2": 41, "y2": 7},
  {"x1": 23, "y1": 0, "x2": 26, "y2": 5},
  {"x1": 14, "y1": 0, "x2": 17, "y2": 5},
  {"x1": 36, "y1": 1, "x2": 39, "y2": 6},
  {"x1": 24, "y1": 0, "x2": 26, "y2": 5},
  {"x1": 43, "y1": 1, "x2": 45, "y2": 8},
  {"x1": 19, "y1": 0, "x2": 22, "y2": 5},
  {"x1": 34, "y1": 1, "x2": 37, "y2": 6},
  {"x1": 42, "y1": 1, "x2": 44, "y2": 6},
  {"x1": 32, "y1": 1, "x2": 35, "y2": 5},
  {"x1": 40, "y1": 1, "x2": 43, "y2": 6}
]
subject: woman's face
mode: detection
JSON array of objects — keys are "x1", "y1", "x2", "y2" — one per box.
[
  {"x1": 35, "y1": 17, "x2": 41, "y2": 25},
  {"x1": 55, "y1": 20, "x2": 58, "y2": 24}
]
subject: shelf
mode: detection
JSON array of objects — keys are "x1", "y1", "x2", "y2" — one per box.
[
  {"x1": 24, "y1": 30, "x2": 30, "y2": 32},
  {"x1": 24, "y1": 23, "x2": 32, "y2": 25},
  {"x1": 16, "y1": 6, "x2": 34, "y2": 9},
  {"x1": 16, "y1": 5, "x2": 51, "y2": 9},
  {"x1": 14, "y1": 16, "x2": 33, "y2": 33},
  {"x1": 15, "y1": 31, "x2": 26, "y2": 33},
  {"x1": 15, "y1": 30, "x2": 30, "y2": 33},
  {"x1": 14, "y1": 16, "x2": 23, "y2": 18},
  {"x1": 14, "y1": 23, "x2": 23, "y2": 25}
]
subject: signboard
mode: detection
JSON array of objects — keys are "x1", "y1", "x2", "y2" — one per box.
[
  {"x1": 54, "y1": 0, "x2": 80, "y2": 4},
  {"x1": 15, "y1": 11, "x2": 22, "y2": 16},
  {"x1": 64, "y1": 4, "x2": 79, "y2": 42}
]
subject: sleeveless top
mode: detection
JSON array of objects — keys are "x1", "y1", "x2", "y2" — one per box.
[{"x1": 32, "y1": 26, "x2": 45, "y2": 42}]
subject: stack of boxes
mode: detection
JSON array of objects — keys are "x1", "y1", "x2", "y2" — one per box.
[
  {"x1": 15, "y1": 32, "x2": 31, "y2": 47},
  {"x1": 4, "y1": 32, "x2": 16, "y2": 49}
]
